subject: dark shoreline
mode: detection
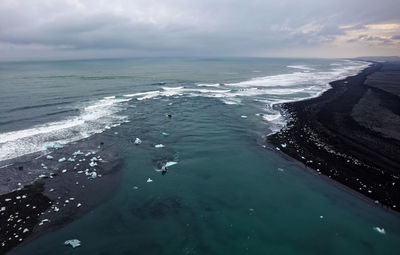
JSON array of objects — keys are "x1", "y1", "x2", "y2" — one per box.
[
  {"x1": 0, "y1": 134, "x2": 123, "y2": 254},
  {"x1": 268, "y1": 61, "x2": 400, "y2": 213}
]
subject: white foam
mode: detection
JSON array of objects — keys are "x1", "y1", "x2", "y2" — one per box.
[
  {"x1": 0, "y1": 97, "x2": 130, "y2": 161},
  {"x1": 287, "y1": 65, "x2": 315, "y2": 71},
  {"x1": 197, "y1": 83, "x2": 220, "y2": 87}
]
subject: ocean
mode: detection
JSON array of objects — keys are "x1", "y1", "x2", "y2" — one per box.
[{"x1": 1, "y1": 58, "x2": 399, "y2": 254}]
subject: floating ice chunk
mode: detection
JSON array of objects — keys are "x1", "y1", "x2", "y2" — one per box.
[
  {"x1": 134, "y1": 138, "x2": 142, "y2": 145},
  {"x1": 53, "y1": 142, "x2": 63, "y2": 149},
  {"x1": 320, "y1": 215, "x2": 324, "y2": 219},
  {"x1": 165, "y1": 161, "x2": 178, "y2": 167},
  {"x1": 277, "y1": 168, "x2": 284, "y2": 172},
  {"x1": 46, "y1": 155, "x2": 53, "y2": 160},
  {"x1": 162, "y1": 132, "x2": 169, "y2": 137},
  {"x1": 89, "y1": 161, "x2": 97, "y2": 167},
  {"x1": 147, "y1": 178, "x2": 153, "y2": 183},
  {"x1": 58, "y1": 157, "x2": 66, "y2": 162},
  {"x1": 241, "y1": 115, "x2": 248, "y2": 119},
  {"x1": 154, "y1": 144, "x2": 165, "y2": 148},
  {"x1": 72, "y1": 150, "x2": 84, "y2": 156},
  {"x1": 373, "y1": 227, "x2": 386, "y2": 234},
  {"x1": 64, "y1": 239, "x2": 81, "y2": 248},
  {"x1": 133, "y1": 186, "x2": 139, "y2": 190}
]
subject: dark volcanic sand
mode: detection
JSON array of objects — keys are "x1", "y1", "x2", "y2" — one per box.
[
  {"x1": 0, "y1": 134, "x2": 123, "y2": 254},
  {"x1": 268, "y1": 61, "x2": 400, "y2": 213}
]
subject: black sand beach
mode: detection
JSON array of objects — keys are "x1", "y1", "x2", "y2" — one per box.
[
  {"x1": 269, "y1": 61, "x2": 400, "y2": 213},
  {"x1": 0, "y1": 135, "x2": 123, "y2": 254}
]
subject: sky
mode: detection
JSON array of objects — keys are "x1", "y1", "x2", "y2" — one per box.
[{"x1": 0, "y1": 0, "x2": 399, "y2": 61}]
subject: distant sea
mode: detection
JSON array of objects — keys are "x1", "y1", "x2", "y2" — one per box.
[{"x1": 1, "y1": 58, "x2": 399, "y2": 254}]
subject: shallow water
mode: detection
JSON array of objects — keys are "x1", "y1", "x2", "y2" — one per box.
[{"x1": 1, "y1": 58, "x2": 399, "y2": 254}]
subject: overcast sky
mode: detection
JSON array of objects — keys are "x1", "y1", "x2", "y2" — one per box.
[{"x1": 0, "y1": 0, "x2": 399, "y2": 61}]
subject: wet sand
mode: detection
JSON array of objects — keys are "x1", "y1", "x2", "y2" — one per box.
[
  {"x1": 0, "y1": 135, "x2": 123, "y2": 254},
  {"x1": 268, "y1": 61, "x2": 400, "y2": 213}
]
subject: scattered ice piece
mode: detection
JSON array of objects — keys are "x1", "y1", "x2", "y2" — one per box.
[
  {"x1": 165, "y1": 161, "x2": 178, "y2": 167},
  {"x1": 277, "y1": 168, "x2": 284, "y2": 172},
  {"x1": 58, "y1": 157, "x2": 66, "y2": 163},
  {"x1": 54, "y1": 207, "x2": 59, "y2": 212},
  {"x1": 46, "y1": 155, "x2": 54, "y2": 160},
  {"x1": 62, "y1": 169, "x2": 67, "y2": 173},
  {"x1": 53, "y1": 142, "x2": 64, "y2": 149},
  {"x1": 38, "y1": 174, "x2": 46, "y2": 178},
  {"x1": 134, "y1": 138, "x2": 142, "y2": 145},
  {"x1": 64, "y1": 239, "x2": 81, "y2": 248},
  {"x1": 162, "y1": 132, "x2": 169, "y2": 137},
  {"x1": 89, "y1": 161, "x2": 97, "y2": 167},
  {"x1": 90, "y1": 172, "x2": 97, "y2": 179},
  {"x1": 77, "y1": 203, "x2": 82, "y2": 208},
  {"x1": 41, "y1": 163, "x2": 48, "y2": 169},
  {"x1": 147, "y1": 178, "x2": 153, "y2": 183},
  {"x1": 68, "y1": 157, "x2": 75, "y2": 162},
  {"x1": 373, "y1": 227, "x2": 386, "y2": 235},
  {"x1": 133, "y1": 186, "x2": 139, "y2": 190},
  {"x1": 320, "y1": 216, "x2": 324, "y2": 219},
  {"x1": 39, "y1": 219, "x2": 49, "y2": 226},
  {"x1": 0, "y1": 207, "x2": 5, "y2": 212},
  {"x1": 73, "y1": 150, "x2": 84, "y2": 156},
  {"x1": 281, "y1": 143, "x2": 287, "y2": 148},
  {"x1": 65, "y1": 199, "x2": 70, "y2": 203},
  {"x1": 22, "y1": 228, "x2": 29, "y2": 233},
  {"x1": 241, "y1": 115, "x2": 248, "y2": 119},
  {"x1": 249, "y1": 208, "x2": 254, "y2": 212},
  {"x1": 154, "y1": 144, "x2": 165, "y2": 148}
]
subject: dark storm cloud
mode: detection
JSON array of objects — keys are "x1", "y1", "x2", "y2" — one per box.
[{"x1": 0, "y1": 0, "x2": 399, "y2": 60}]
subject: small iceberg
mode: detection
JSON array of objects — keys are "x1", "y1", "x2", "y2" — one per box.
[
  {"x1": 147, "y1": 178, "x2": 153, "y2": 183},
  {"x1": 165, "y1": 161, "x2": 178, "y2": 167},
  {"x1": 58, "y1": 157, "x2": 66, "y2": 162},
  {"x1": 64, "y1": 239, "x2": 81, "y2": 248},
  {"x1": 162, "y1": 132, "x2": 169, "y2": 137},
  {"x1": 241, "y1": 115, "x2": 248, "y2": 119},
  {"x1": 154, "y1": 144, "x2": 165, "y2": 148},
  {"x1": 373, "y1": 227, "x2": 386, "y2": 235},
  {"x1": 134, "y1": 138, "x2": 142, "y2": 145}
]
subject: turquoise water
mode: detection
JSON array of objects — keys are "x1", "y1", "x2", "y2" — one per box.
[{"x1": 1, "y1": 58, "x2": 399, "y2": 254}]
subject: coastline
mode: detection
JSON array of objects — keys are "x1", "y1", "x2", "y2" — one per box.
[
  {"x1": 268, "y1": 61, "x2": 400, "y2": 213},
  {"x1": 0, "y1": 134, "x2": 123, "y2": 254}
]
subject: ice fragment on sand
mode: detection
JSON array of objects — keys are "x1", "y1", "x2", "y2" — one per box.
[
  {"x1": 41, "y1": 163, "x2": 48, "y2": 169},
  {"x1": 72, "y1": 150, "x2": 84, "y2": 156},
  {"x1": 45, "y1": 142, "x2": 63, "y2": 150},
  {"x1": 64, "y1": 239, "x2": 81, "y2": 248},
  {"x1": 89, "y1": 161, "x2": 97, "y2": 167},
  {"x1": 90, "y1": 172, "x2": 97, "y2": 179},
  {"x1": 77, "y1": 203, "x2": 82, "y2": 207},
  {"x1": 38, "y1": 174, "x2": 46, "y2": 178},
  {"x1": 147, "y1": 178, "x2": 153, "y2": 183},
  {"x1": 46, "y1": 155, "x2": 53, "y2": 160},
  {"x1": 58, "y1": 157, "x2": 66, "y2": 162},
  {"x1": 23, "y1": 228, "x2": 29, "y2": 233},
  {"x1": 68, "y1": 157, "x2": 75, "y2": 162},
  {"x1": 162, "y1": 132, "x2": 169, "y2": 137},
  {"x1": 62, "y1": 169, "x2": 67, "y2": 173},
  {"x1": 241, "y1": 115, "x2": 248, "y2": 119},
  {"x1": 165, "y1": 161, "x2": 178, "y2": 167},
  {"x1": 134, "y1": 138, "x2": 142, "y2": 145},
  {"x1": 281, "y1": 143, "x2": 287, "y2": 148},
  {"x1": 154, "y1": 144, "x2": 165, "y2": 148},
  {"x1": 0, "y1": 207, "x2": 5, "y2": 212},
  {"x1": 373, "y1": 227, "x2": 386, "y2": 234}
]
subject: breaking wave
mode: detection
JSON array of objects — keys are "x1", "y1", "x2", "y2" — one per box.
[{"x1": 0, "y1": 97, "x2": 130, "y2": 161}]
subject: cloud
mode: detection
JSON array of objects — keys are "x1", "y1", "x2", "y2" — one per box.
[{"x1": 0, "y1": 0, "x2": 399, "y2": 60}]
